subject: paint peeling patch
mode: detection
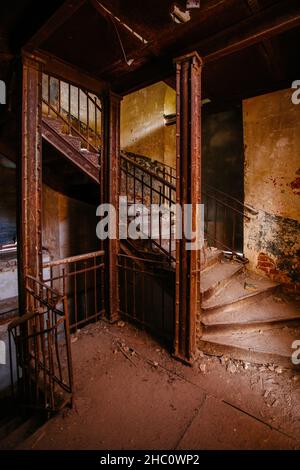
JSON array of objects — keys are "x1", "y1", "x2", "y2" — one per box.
[
  {"x1": 289, "y1": 177, "x2": 300, "y2": 196},
  {"x1": 246, "y1": 211, "x2": 300, "y2": 293}
]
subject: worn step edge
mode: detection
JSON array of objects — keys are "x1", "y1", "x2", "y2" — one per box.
[
  {"x1": 202, "y1": 317, "x2": 300, "y2": 335},
  {"x1": 202, "y1": 283, "x2": 279, "y2": 315},
  {"x1": 200, "y1": 250, "x2": 224, "y2": 272},
  {"x1": 201, "y1": 263, "x2": 244, "y2": 301},
  {"x1": 198, "y1": 339, "x2": 300, "y2": 370}
]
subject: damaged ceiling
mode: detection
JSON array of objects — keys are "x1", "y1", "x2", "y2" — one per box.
[{"x1": 0, "y1": 0, "x2": 300, "y2": 102}]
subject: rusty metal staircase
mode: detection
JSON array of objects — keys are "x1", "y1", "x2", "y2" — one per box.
[
  {"x1": 120, "y1": 151, "x2": 300, "y2": 368},
  {"x1": 41, "y1": 73, "x2": 102, "y2": 184}
]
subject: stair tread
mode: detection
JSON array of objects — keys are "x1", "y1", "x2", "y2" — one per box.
[
  {"x1": 202, "y1": 272, "x2": 278, "y2": 311},
  {"x1": 200, "y1": 260, "x2": 243, "y2": 295},
  {"x1": 201, "y1": 247, "x2": 223, "y2": 266},
  {"x1": 201, "y1": 325, "x2": 300, "y2": 359},
  {"x1": 203, "y1": 296, "x2": 300, "y2": 326}
]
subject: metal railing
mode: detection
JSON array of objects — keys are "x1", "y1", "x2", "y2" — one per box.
[
  {"x1": 43, "y1": 251, "x2": 105, "y2": 333},
  {"x1": 120, "y1": 152, "x2": 176, "y2": 263},
  {"x1": 122, "y1": 151, "x2": 177, "y2": 186},
  {"x1": 120, "y1": 151, "x2": 253, "y2": 259},
  {"x1": 42, "y1": 73, "x2": 102, "y2": 153},
  {"x1": 118, "y1": 254, "x2": 175, "y2": 343},
  {"x1": 8, "y1": 276, "x2": 73, "y2": 413}
]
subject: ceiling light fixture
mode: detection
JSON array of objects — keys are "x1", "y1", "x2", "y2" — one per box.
[
  {"x1": 171, "y1": 5, "x2": 191, "y2": 24},
  {"x1": 186, "y1": 0, "x2": 201, "y2": 9}
]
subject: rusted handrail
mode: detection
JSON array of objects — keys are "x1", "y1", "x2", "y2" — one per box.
[
  {"x1": 121, "y1": 151, "x2": 252, "y2": 257},
  {"x1": 42, "y1": 73, "x2": 102, "y2": 153},
  {"x1": 121, "y1": 153, "x2": 176, "y2": 192},
  {"x1": 42, "y1": 98, "x2": 99, "y2": 154},
  {"x1": 43, "y1": 250, "x2": 105, "y2": 269},
  {"x1": 43, "y1": 251, "x2": 106, "y2": 332},
  {"x1": 8, "y1": 275, "x2": 73, "y2": 413}
]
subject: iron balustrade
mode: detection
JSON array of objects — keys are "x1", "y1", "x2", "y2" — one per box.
[
  {"x1": 8, "y1": 276, "x2": 73, "y2": 414},
  {"x1": 43, "y1": 251, "x2": 106, "y2": 333},
  {"x1": 121, "y1": 151, "x2": 253, "y2": 260},
  {"x1": 118, "y1": 254, "x2": 175, "y2": 343},
  {"x1": 120, "y1": 152, "x2": 176, "y2": 263},
  {"x1": 42, "y1": 73, "x2": 102, "y2": 153}
]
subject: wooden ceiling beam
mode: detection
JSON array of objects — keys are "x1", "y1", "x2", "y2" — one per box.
[
  {"x1": 113, "y1": 0, "x2": 300, "y2": 94},
  {"x1": 244, "y1": 0, "x2": 286, "y2": 81},
  {"x1": 25, "y1": 49, "x2": 108, "y2": 96},
  {"x1": 203, "y1": 0, "x2": 300, "y2": 63},
  {"x1": 25, "y1": 0, "x2": 87, "y2": 51}
]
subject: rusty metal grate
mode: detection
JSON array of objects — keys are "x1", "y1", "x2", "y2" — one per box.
[
  {"x1": 118, "y1": 254, "x2": 175, "y2": 344},
  {"x1": 8, "y1": 276, "x2": 73, "y2": 414},
  {"x1": 43, "y1": 251, "x2": 106, "y2": 333}
]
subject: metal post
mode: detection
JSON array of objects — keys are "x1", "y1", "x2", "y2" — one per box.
[
  {"x1": 174, "y1": 52, "x2": 203, "y2": 364},
  {"x1": 19, "y1": 55, "x2": 43, "y2": 312},
  {"x1": 103, "y1": 91, "x2": 123, "y2": 322}
]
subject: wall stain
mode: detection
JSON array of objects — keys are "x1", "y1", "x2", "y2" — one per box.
[{"x1": 246, "y1": 211, "x2": 300, "y2": 292}]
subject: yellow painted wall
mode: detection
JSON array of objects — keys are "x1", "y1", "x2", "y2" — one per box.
[
  {"x1": 121, "y1": 82, "x2": 176, "y2": 168},
  {"x1": 243, "y1": 88, "x2": 300, "y2": 291}
]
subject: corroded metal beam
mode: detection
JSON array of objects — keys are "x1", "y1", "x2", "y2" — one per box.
[
  {"x1": 24, "y1": 50, "x2": 108, "y2": 96},
  {"x1": 113, "y1": 0, "x2": 300, "y2": 94},
  {"x1": 174, "y1": 52, "x2": 202, "y2": 364},
  {"x1": 41, "y1": 119, "x2": 100, "y2": 183},
  {"x1": 103, "y1": 91, "x2": 122, "y2": 323},
  {"x1": 19, "y1": 55, "x2": 43, "y2": 311}
]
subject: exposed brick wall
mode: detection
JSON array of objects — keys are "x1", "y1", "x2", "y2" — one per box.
[{"x1": 257, "y1": 252, "x2": 300, "y2": 294}]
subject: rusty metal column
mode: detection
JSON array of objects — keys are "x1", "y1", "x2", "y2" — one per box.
[
  {"x1": 174, "y1": 52, "x2": 203, "y2": 364},
  {"x1": 19, "y1": 55, "x2": 43, "y2": 311},
  {"x1": 103, "y1": 91, "x2": 122, "y2": 322}
]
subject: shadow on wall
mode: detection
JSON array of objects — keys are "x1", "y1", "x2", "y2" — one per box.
[
  {"x1": 42, "y1": 184, "x2": 99, "y2": 262},
  {"x1": 121, "y1": 82, "x2": 176, "y2": 168},
  {"x1": 243, "y1": 88, "x2": 300, "y2": 293},
  {"x1": 202, "y1": 106, "x2": 244, "y2": 201}
]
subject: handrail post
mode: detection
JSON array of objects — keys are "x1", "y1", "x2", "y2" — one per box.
[
  {"x1": 20, "y1": 54, "x2": 43, "y2": 313},
  {"x1": 174, "y1": 52, "x2": 203, "y2": 365},
  {"x1": 103, "y1": 91, "x2": 123, "y2": 323}
]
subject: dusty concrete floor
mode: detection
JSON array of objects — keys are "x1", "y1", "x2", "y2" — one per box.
[{"x1": 21, "y1": 320, "x2": 300, "y2": 450}]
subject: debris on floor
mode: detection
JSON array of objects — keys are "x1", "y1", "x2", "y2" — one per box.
[{"x1": 12, "y1": 320, "x2": 300, "y2": 451}]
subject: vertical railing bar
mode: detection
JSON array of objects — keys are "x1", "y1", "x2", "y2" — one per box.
[
  {"x1": 46, "y1": 317, "x2": 55, "y2": 411},
  {"x1": 68, "y1": 82, "x2": 71, "y2": 135},
  {"x1": 78, "y1": 87, "x2": 80, "y2": 135},
  {"x1": 39, "y1": 310, "x2": 48, "y2": 410},
  {"x1": 58, "y1": 79, "x2": 61, "y2": 114},
  {"x1": 94, "y1": 256, "x2": 97, "y2": 320},
  {"x1": 8, "y1": 331, "x2": 15, "y2": 399},
  {"x1": 47, "y1": 75, "x2": 50, "y2": 117},
  {"x1": 74, "y1": 262, "x2": 78, "y2": 331},
  {"x1": 124, "y1": 257, "x2": 128, "y2": 317},
  {"x1": 84, "y1": 262, "x2": 88, "y2": 322},
  {"x1": 87, "y1": 93, "x2": 90, "y2": 151}
]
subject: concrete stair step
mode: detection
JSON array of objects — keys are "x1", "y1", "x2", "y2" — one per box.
[
  {"x1": 200, "y1": 248, "x2": 223, "y2": 271},
  {"x1": 199, "y1": 325, "x2": 300, "y2": 369},
  {"x1": 202, "y1": 272, "x2": 279, "y2": 314},
  {"x1": 201, "y1": 260, "x2": 244, "y2": 301},
  {"x1": 42, "y1": 117, "x2": 64, "y2": 133},
  {"x1": 63, "y1": 134, "x2": 82, "y2": 151},
  {"x1": 80, "y1": 149, "x2": 99, "y2": 166},
  {"x1": 43, "y1": 116, "x2": 82, "y2": 151},
  {"x1": 202, "y1": 295, "x2": 300, "y2": 333}
]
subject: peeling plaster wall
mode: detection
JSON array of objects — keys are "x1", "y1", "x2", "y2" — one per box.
[
  {"x1": 121, "y1": 82, "x2": 176, "y2": 168},
  {"x1": 243, "y1": 89, "x2": 300, "y2": 292},
  {"x1": 42, "y1": 184, "x2": 98, "y2": 262}
]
